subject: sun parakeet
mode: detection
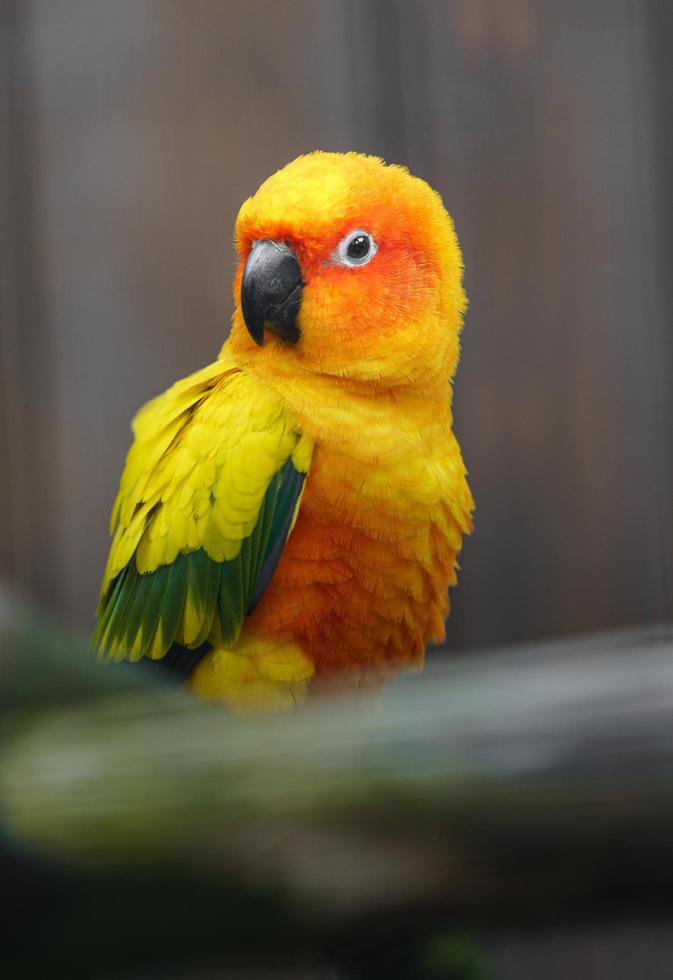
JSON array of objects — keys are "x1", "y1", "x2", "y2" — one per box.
[{"x1": 94, "y1": 151, "x2": 474, "y2": 709}]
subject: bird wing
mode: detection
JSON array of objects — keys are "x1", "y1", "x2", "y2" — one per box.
[{"x1": 94, "y1": 358, "x2": 312, "y2": 662}]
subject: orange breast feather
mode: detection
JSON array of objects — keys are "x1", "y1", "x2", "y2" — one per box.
[{"x1": 245, "y1": 398, "x2": 473, "y2": 679}]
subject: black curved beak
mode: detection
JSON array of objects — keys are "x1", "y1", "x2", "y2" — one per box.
[{"x1": 241, "y1": 240, "x2": 303, "y2": 346}]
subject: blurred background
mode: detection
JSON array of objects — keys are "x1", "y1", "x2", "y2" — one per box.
[{"x1": 1, "y1": 0, "x2": 672, "y2": 651}]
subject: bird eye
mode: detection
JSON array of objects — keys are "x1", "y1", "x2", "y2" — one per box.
[{"x1": 334, "y1": 229, "x2": 377, "y2": 268}]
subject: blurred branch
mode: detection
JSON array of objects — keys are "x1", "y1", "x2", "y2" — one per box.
[
  {"x1": 2, "y1": 586, "x2": 673, "y2": 975},
  {"x1": 0, "y1": 584, "x2": 156, "y2": 708}
]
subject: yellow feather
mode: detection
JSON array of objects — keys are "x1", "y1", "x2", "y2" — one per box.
[
  {"x1": 181, "y1": 595, "x2": 204, "y2": 647},
  {"x1": 100, "y1": 355, "x2": 314, "y2": 603},
  {"x1": 190, "y1": 633, "x2": 314, "y2": 712}
]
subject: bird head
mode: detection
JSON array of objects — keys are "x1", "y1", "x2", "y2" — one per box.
[{"x1": 229, "y1": 151, "x2": 467, "y2": 388}]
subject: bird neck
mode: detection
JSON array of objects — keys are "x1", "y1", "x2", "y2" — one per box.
[{"x1": 224, "y1": 340, "x2": 455, "y2": 461}]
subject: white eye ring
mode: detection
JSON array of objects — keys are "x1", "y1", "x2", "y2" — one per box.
[{"x1": 333, "y1": 229, "x2": 378, "y2": 268}]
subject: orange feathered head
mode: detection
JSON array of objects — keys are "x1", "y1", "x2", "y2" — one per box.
[{"x1": 229, "y1": 151, "x2": 467, "y2": 387}]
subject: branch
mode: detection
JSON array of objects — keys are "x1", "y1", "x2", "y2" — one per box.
[{"x1": 2, "y1": 587, "x2": 673, "y2": 974}]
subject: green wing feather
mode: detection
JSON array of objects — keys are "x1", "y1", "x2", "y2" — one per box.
[{"x1": 94, "y1": 359, "x2": 312, "y2": 662}]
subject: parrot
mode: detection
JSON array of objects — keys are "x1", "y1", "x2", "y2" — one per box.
[{"x1": 93, "y1": 151, "x2": 474, "y2": 710}]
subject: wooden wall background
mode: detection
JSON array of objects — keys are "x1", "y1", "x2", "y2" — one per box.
[{"x1": 1, "y1": 0, "x2": 672, "y2": 651}]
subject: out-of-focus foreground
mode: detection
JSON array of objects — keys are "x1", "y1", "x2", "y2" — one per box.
[
  {"x1": 2, "y1": 591, "x2": 673, "y2": 978},
  {"x1": 1, "y1": 0, "x2": 673, "y2": 649}
]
